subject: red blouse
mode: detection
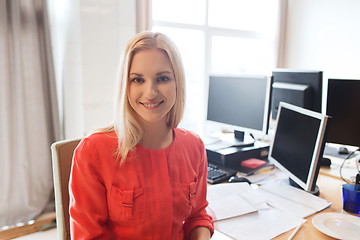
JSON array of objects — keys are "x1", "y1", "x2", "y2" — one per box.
[{"x1": 69, "y1": 128, "x2": 214, "y2": 239}]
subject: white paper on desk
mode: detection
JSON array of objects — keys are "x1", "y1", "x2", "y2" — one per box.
[
  {"x1": 215, "y1": 207, "x2": 305, "y2": 240},
  {"x1": 206, "y1": 183, "x2": 258, "y2": 221},
  {"x1": 258, "y1": 179, "x2": 332, "y2": 218}
]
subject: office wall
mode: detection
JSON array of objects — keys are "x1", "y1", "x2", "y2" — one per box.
[
  {"x1": 49, "y1": 0, "x2": 360, "y2": 139},
  {"x1": 282, "y1": 0, "x2": 360, "y2": 79},
  {"x1": 48, "y1": 0, "x2": 136, "y2": 139}
]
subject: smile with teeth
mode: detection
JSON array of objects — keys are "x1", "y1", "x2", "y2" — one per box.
[{"x1": 141, "y1": 100, "x2": 164, "y2": 108}]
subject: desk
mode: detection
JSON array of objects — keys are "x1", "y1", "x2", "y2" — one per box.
[
  {"x1": 273, "y1": 173, "x2": 350, "y2": 240},
  {"x1": 320, "y1": 154, "x2": 359, "y2": 182},
  {"x1": 211, "y1": 162, "x2": 360, "y2": 240}
]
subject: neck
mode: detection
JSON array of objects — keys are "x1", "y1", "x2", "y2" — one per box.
[{"x1": 139, "y1": 120, "x2": 174, "y2": 149}]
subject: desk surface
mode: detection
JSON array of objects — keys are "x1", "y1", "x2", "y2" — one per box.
[
  {"x1": 273, "y1": 173, "x2": 352, "y2": 240},
  {"x1": 212, "y1": 156, "x2": 360, "y2": 240}
]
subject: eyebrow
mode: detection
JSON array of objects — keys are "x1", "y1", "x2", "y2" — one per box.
[
  {"x1": 129, "y1": 71, "x2": 173, "y2": 77},
  {"x1": 156, "y1": 71, "x2": 172, "y2": 76}
]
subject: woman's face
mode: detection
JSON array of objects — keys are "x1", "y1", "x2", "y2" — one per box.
[{"x1": 128, "y1": 49, "x2": 176, "y2": 125}]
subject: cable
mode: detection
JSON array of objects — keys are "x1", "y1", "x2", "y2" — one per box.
[
  {"x1": 340, "y1": 148, "x2": 360, "y2": 183},
  {"x1": 356, "y1": 152, "x2": 360, "y2": 185},
  {"x1": 249, "y1": 133, "x2": 255, "y2": 141},
  {"x1": 356, "y1": 173, "x2": 360, "y2": 185}
]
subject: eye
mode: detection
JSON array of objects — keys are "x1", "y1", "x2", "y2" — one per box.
[
  {"x1": 131, "y1": 77, "x2": 144, "y2": 83},
  {"x1": 158, "y1": 76, "x2": 169, "y2": 82}
]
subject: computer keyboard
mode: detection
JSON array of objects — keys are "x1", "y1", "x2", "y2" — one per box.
[{"x1": 207, "y1": 163, "x2": 237, "y2": 184}]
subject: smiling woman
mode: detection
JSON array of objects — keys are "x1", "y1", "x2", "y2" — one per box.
[
  {"x1": 68, "y1": 32, "x2": 214, "y2": 239},
  {"x1": 128, "y1": 49, "x2": 177, "y2": 129}
]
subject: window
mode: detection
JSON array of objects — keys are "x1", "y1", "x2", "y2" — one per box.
[{"x1": 151, "y1": 0, "x2": 282, "y2": 134}]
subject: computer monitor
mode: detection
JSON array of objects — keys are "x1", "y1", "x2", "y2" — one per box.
[
  {"x1": 326, "y1": 78, "x2": 360, "y2": 148},
  {"x1": 268, "y1": 102, "x2": 329, "y2": 195},
  {"x1": 271, "y1": 69, "x2": 323, "y2": 119},
  {"x1": 206, "y1": 75, "x2": 271, "y2": 142}
]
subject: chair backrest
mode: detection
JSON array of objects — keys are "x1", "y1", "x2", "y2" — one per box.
[{"x1": 51, "y1": 138, "x2": 81, "y2": 240}]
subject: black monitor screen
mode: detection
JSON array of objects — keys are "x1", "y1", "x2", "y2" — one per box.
[
  {"x1": 269, "y1": 102, "x2": 328, "y2": 193},
  {"x1": 326, "y1": 79, "x2": 360, "y2": 147},
  {"x1": 207, "y1": 75, "x2": 271, "y2": 135},
  {"x1": 271, "y1": 70, "x2": 323, "y2": 119}
]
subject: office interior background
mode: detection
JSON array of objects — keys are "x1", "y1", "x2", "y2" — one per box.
[
  {"x1": 1, "y1": 0, "x2": 360, "y2": 233},
  {"x1": 50, "y1": 0, "x2": 360, "y2": 140}
]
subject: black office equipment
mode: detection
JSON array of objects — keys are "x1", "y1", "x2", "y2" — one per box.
[
  {"x1": 206, "y1": 142, "x2": 269, "y2": 171},
  {"x1": 207, "y1": 75, "x2": 271, "y2": 144},
  {"x1": 207, "y1": 163, "x2": 237, "y2": 184},
  {"x1": 228, "y1": 176, "x2": 252, "y2": 184},
  {"x1": 271, "y1": 69, "x2": 323, "y2": 119},
  {"x1": 268, "y1": 102, "x2": 329, "y2": 195},
  {"x1": 325, "y1": 78, "x2": 360, "y2": 149},
  {"x1": 205, "y1": 75, "x2": 271, "y2": 182}
]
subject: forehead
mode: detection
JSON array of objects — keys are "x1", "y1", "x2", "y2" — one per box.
[{"x1": 130, "y1": 49, "x2": 173, "y2": 73}]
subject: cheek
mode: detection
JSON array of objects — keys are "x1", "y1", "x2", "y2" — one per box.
[
  {"x1": 165, "y1": 85, "x2": 177, "y2": 105},
  {"x1": 128, "y1": 84, "x2": 138, "y2": 99},
  {"x1": 128, "y1": 86, "x2": 138, "y2": 107}
]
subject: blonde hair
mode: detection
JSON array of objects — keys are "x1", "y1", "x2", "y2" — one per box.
[{"x1": 102, "y1": 32, "x2": 185, "y2": 163}]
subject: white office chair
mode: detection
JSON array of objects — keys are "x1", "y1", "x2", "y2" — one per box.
[{"x1": 51, "y1": 138, "x2": 81, "y2": 240}]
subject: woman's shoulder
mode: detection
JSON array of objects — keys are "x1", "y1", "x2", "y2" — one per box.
[
  {"x1": 174, "y1": 128, "x2": 203, "y2": 145},
  {"x1": 77, "y1": 131, "x2": 117, "y2": 150},
  {"x1": 83, "y1": 130, "x2": 116, "y2": 142}
]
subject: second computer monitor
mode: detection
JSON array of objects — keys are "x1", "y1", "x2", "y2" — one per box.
[
  {"x1": 271, "y1": 69, "x2": 323, "y2": 119},
  {"x1": 326, "y1": 78, "x2": 360, "y2": 148},
  {"x1": 207, "y1": 75, "x2": 271, "y2": 136},
  {"x1": 268, "y1": 102, "x2": 329, "y2": 194}
]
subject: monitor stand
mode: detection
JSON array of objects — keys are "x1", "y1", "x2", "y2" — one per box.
[
  {"x1": 221, "y1": 130, "x2": 255, "y2": 147},
  {"x1": 289, "y1": 178, "x2": 320, "y2": 196},
  {"x1": 203, "y1": 130, "x2": 255, "y2": 151}
]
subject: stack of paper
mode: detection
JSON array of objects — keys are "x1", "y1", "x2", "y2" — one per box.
[
  {"x1": 206, "y1": 183, "x2": 258, "y2": 221},
  {"x1": 207, "y1": 180, "x2": 331, "y2": 240},
  {"x1": 258, "y1": 179, "x2": 332, "y2": 218}
]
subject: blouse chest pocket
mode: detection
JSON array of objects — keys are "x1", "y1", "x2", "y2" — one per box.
[
  {"x1": 108, "y1": 186, "x2": 145, "y2": 222},
  {"x1": 173, "y1": 181, "x2": 197, "y2": 220},
  {"x1": 186, "y1": 181, "x2": 197, "y2": 208}
]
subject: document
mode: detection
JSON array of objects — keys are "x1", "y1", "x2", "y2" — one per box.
[
  {"x1": 258, "y1": 179, "x2": 332, "y2": 218},
  {"x1": 206, "y1": 183, "x2": 258, "y2": 221},
  {"x1": 206, "y1": 179, "x2": 331, "y2": 239},
  {"x1": 214, "y1": 207, "x2": 305, "y2": 240}
]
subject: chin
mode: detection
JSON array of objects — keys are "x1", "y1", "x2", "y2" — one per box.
[{"x1": 140, "y1": 116, "x2": 168, "y2": 125}]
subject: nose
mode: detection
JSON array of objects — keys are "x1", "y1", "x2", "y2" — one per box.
[{"x1": 145, "y1": 81, "x2": 159, "y2": 99}]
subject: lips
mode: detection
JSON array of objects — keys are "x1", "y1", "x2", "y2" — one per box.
[{"x1": 140, "y1": 100, "x2": 164, "y2": 109}]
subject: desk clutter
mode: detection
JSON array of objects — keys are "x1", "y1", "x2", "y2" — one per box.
[
  {"x1": 203, "y1": 96, "x2": 360, "y2": 238},
  {"x1": 207, "y1": 180, "x2": 331, "y2": 240}
]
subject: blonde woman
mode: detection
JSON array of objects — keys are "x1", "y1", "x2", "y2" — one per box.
[{"x1": 69, "y1": 32, "x2": 214, "y2": 239}]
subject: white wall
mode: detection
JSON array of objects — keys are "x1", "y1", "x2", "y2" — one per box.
[
  {"x1": 49, "y1": 0, "x2": 360, "y2": 139},
  {"x1": 282, "y1": 0, "x2": 360, "y2": 79},
  {"x1": 48, "y1": 0, "x2": 136, "y2": 139}
]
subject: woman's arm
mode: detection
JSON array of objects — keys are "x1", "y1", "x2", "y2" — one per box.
[
  {"x1": 69, "y1": 138, "x2": 109, "y2": 239},
  {"x1": 183, "y1": 140, "x2": 214, "y2": 239},
  {"x1": 189, "y1": 226, "x2": 211, "y2": 240}
]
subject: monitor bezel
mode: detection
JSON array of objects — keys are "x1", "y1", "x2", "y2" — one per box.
[
  {"x1": 271, "y1": 69, "x2": 323, "y2": 119},
  {"x1": 325, "y1": 78, "x2": 360, "y2": 148},
  {"x1": 206, "y1": 74, "x2": 272, "y2": 136},
  {"x1": 268, "y1": 102, "x2": 328, "y2": 192}
]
